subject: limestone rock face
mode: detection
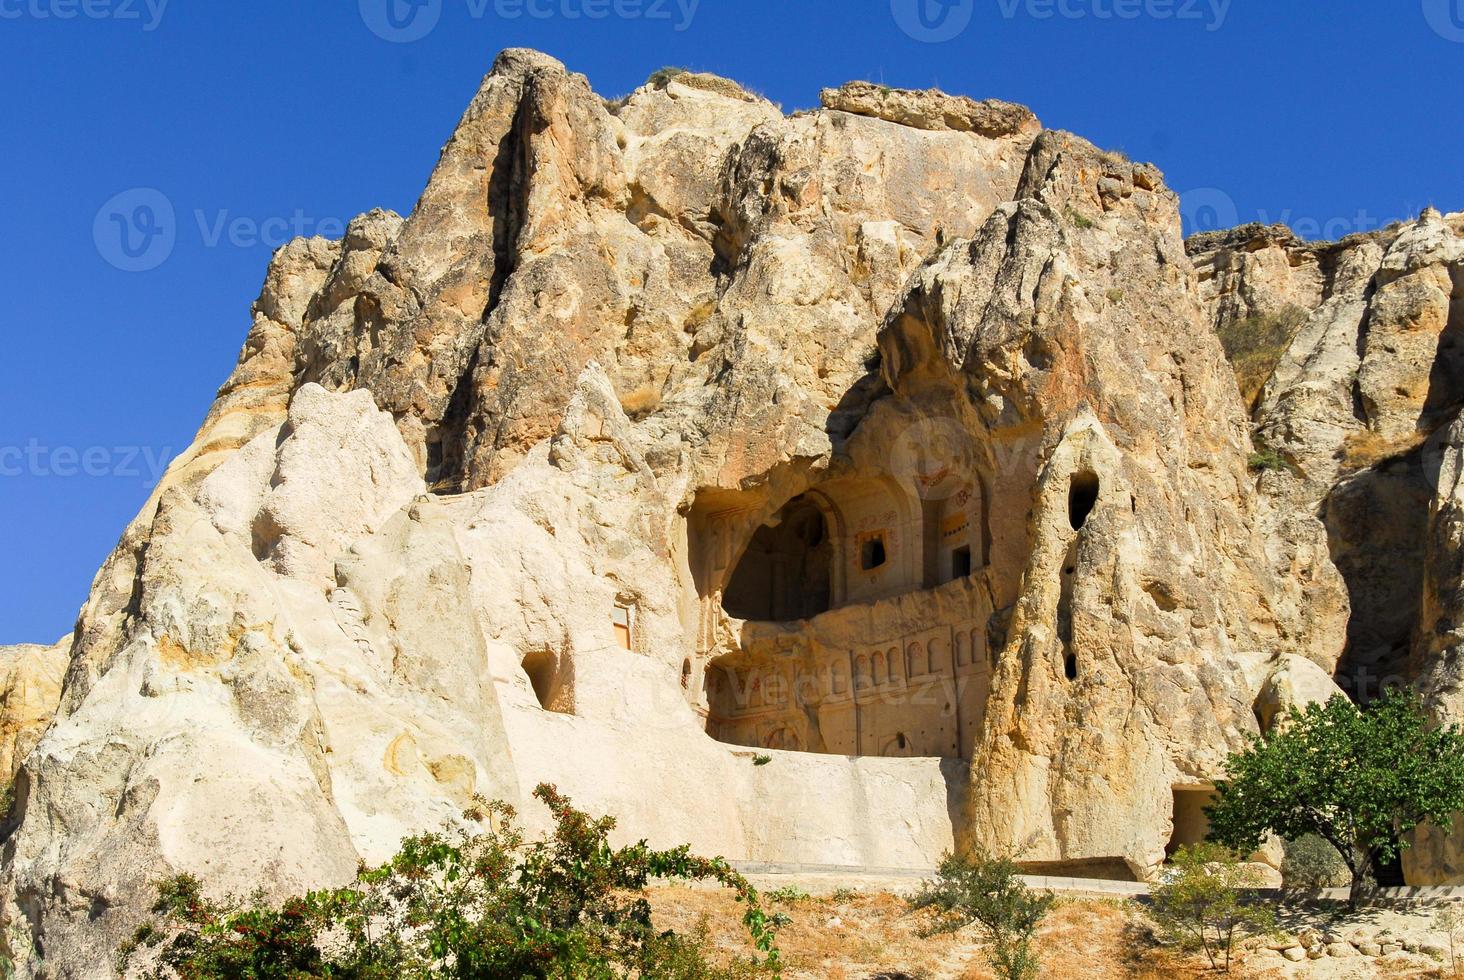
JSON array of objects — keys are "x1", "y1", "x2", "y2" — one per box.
[
  {"x1": 0, "y1": 50, "x2": 1383, "y2": 975},
  {"x1": 1190, "y1": 212, "x2": 1464, "y2": 688},
  {"x1": 0, "y1": 639, "x2": 68, "y2": 784},
  {"x1": 1192, "y1": 211, "x2": 1464, "y2": 885},
  {"x1": 875, "y1": 130, "x2": 1311, "y2": 876}
]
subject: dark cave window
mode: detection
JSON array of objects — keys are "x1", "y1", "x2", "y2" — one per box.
[
  {"x1": 1069, "y1": 471, "x2": 1100, "y2": 530},
  {"x1": 860, "y1": 535, "x2": 888, "y2": 571},
  {"x1": 951, "y1": 546, "x2": 972, "y2": 580},
  {"x1": 1064, "y1": 652, "x2": 1078, "y2": 681}
]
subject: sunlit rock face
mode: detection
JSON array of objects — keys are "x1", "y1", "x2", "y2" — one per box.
[
  {"x1": 1191, "y1": 210, "x2": 1464, "y2": 884},
  {"x1": 0, "y1": 50, "x2": 1387, "y2": 977}
]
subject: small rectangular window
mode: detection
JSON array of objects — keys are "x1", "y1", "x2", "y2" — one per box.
[
  {"x1": 612, "y1": 604, "x2": 633, "y2": 650},
  {"x1": 860, "y1": 534, "x2": 887, "y2": 571},
  {"x1": 951, "y1": 546, "x2": 972, "y2": 580}
]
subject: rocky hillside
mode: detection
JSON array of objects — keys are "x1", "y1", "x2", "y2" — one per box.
[
  {"x1": 1189, "y1": 211, "x2": 1464, "y2": 881},
  {"x1": 0, "y1": 50, "x2": 1460, "y2": 976}
]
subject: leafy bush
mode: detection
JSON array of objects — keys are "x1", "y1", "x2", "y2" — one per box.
[
  {"x1": 1281, "y1": 834, "x2": 1350, "y2": 892},
  {"x1": 1247, "y1": 447, "x2": 1288, "y2": 473},
  {"x1": 1150, "y1": 843, "x2": 1274, "y2": 973},
  {"x1": 911, "y1": 852, "x2": 1054, "y2": 980},
  {"x1": 1207, "y1": 690, "x2": 1464, "y2": 909},
  {"x1": 765, "y1": 886, "x2": 809, "y2": 905},
  {"x1": 1438, "y1": 904, "x2": 1464, "y2": 978},
  {"x1": 1216, "y1": 305, "x2": 1307, "y2": 410},
  {"x1": 124, "y1": 784, "x2": 781, "y2": 979}
]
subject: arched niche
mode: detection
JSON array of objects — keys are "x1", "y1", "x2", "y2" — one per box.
[{"x1": 721, "y1": 495, "x2": 834, "y2": 622}]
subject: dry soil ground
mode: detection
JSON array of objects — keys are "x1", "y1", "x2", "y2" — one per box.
[{"x1": 648, "y1": 884, "x2": 1459, "y2": 979}]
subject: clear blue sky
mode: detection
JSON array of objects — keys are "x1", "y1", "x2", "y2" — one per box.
[{"x1": 2, "y1": 1, "x2": 1460, "y2": 643}]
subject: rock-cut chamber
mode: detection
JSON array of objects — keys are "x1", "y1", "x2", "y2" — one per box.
[{"x1": 687, "y1": 431, "x2": 999, "y2": 763}]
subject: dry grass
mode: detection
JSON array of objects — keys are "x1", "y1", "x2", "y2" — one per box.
[
  {"x1": 647, "y1": 889, "x2": 1241, "y2": 979},
  {"x1": 1216, "y1": 305, "x2": 1308, "y2": 411},
  {"x1": 647, "y1": 887, "x2": 1455, "y2": 979},
  {"x1": 1340, "y1": 429, "x2": 1428, "y2": 473}
]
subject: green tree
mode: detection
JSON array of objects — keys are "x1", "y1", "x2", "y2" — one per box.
[
  {"x1": 1150, "y1": 843, "x2": 1274, "y2": 973},
  {"x1": 1280, "y1": 834, "x2": 1350, "y2": 892},
  {"x1": 126, "y1": 784, "x2": 781, "y2": 979},
  {"x1": 910, "y1": 852, "x2": 1054, "y2": 980},
  {"x1": 1206, "y1": 690, "x2": 1464, "y2": 909}
]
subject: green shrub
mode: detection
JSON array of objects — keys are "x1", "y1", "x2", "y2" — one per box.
[
  {"x1": 911, "y1": 852, "x2": 1054, "y2": 980},
  {"x1": 1281, "y1": 834, "x2": 1350, "y2": 892},
  {"x1": 1247, "y1": 447, "x2": 1288, "y2": 473},
  {"x1": 1151, "y1": 843, "x2": 1274, "y2": 973},
  {"x1": 766, "y1": 886, "x2": 809, "y2": 905},
  {"x1": 648, "y1": 66, "x2": 690, "y2": 89},
  {"x1": 125, "y1": 784, "x2": 781, "y2": 979}
]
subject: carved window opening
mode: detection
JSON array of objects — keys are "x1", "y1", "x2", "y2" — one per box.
[
  {"x1": 951, "y1": 545, "x2": 972, "y2": 581},
  {"x1": 860, "y1": 533, "x2": 888, "y2": 571},
  {"x1": 1064, "y1": 652, "x2": 1078, "y2": 681},
  {"x1": 613, "y1": 603, "x2": 634, "y2": 651},
  {"x1": 522, "y1": 651, "x2": 562, "y2": 712}
]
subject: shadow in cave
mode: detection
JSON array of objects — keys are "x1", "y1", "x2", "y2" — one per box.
[{"x1": 1321, "y1": 446, "x2": 1431, "y2": 702}]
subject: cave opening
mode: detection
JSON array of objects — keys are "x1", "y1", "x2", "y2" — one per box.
[
  {"x1": 1166, "y1": 787, "x2": 1215, "y2": 857},
  {"x1": 1069, "y1": 471, "x2": 1100, "y2": 530},
  {"x1": 522, "y1": 651, "x2": 561, "y2": 711},
  {"x1": 722, "y1": 496, "x2": 833, "y2": 622}
]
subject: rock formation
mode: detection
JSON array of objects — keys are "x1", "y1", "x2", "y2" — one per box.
[
  {"x1": 1189, "y1": 210, "x2": 1464, "y2": 883},
  {"x1": 0, "y1": 49, "x2": 1458, "y2": 975},
  {"x1": 0, "y1": 640, "x2": 68, "y2": 787}
]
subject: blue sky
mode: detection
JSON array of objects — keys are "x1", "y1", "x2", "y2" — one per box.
[{"x1": 1, "y1": 0, "x2": 1461, "y2": 643}]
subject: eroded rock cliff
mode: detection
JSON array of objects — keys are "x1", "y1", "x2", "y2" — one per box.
[{"x1": 3, "y1": 49, "x2": 1453, "y2": 976}]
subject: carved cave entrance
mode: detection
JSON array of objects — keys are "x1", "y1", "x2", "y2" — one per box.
[{"x1": 691, "y1": 453, "x2": 999, "y2": 762}]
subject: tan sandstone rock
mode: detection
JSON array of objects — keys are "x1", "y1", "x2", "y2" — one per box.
[{"x1": 0, "y1": 51, "x2": 1398, "y2": 976}]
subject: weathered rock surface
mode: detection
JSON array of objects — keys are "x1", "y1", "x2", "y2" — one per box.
[
  {"x1": 1191, "y1": 209, "x2": 1464, "y2": 885},
  {"x1": 4, "y1": 48, "x2": 1459, "y2": 976},
  {"x1": 0, "y1": 640, "x2": 68, "y2": 786}
]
